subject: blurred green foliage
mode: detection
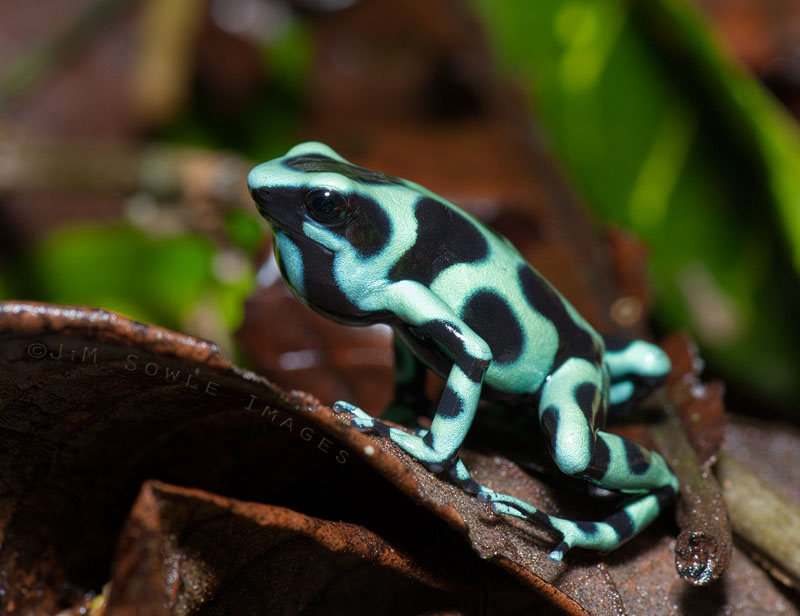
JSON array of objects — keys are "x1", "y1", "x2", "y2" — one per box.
[
  {"x1": 6, "y1": 0, "x2": 800, "y2": 409},
  {"x1": 474, "y1": 0, "x2": 800, "y2": 408},
  {"x1": 0, "y1": 14, "x2": 312, "y2": 354},
  {"x1": 8, "y1": 223, "x2": 254, "y2": 335}
]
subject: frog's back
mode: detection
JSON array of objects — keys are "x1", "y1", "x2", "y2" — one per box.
[
  {"x1": 249, "y1": 142, "x2": 603, "y2": 398},
  {"x1": 385, "y1": 191, "x2": 604, "y2": 397}
]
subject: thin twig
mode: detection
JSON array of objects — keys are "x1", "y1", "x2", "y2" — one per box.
[
  {"x1": 652, "y1": 332, "x2": 732, "y2": 585},
  {"x1": 651, "y1": 412, "x2": 732, "y2": 585}
]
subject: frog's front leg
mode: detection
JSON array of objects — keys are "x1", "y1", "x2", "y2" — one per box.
[{"x1": 334, "y1": 281, "x2": 491, "y2": 471}]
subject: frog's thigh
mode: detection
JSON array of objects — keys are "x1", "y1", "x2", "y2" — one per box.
[
  {"x1": 538, "y1": 357, "x2": 604, "y2": 476},
  {"x1": 539, "y1": 358, "x2": 677, "y2": 493}
]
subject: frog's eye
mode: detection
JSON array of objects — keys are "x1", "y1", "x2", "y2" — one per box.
[{"x1": 304, "y1": 187, "x2": 347, "y2": 223}]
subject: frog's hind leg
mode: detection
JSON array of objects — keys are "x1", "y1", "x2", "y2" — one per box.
[
  {"x1": 528, "y1": 356, "x2": 677, "y2": 556},
  {"x1": 447, "y1": 458, "x2": 675, "y2": 560},
  {"x1": 603, "y1": 336, "x2": 671, "y2": 420}
]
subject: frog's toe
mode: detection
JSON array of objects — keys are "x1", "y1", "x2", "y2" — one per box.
[
  {"x1": 333, "y1": 401, "x2": 373, "y2": 421},
  {"x1": 548, "y1": 543, "x2": 568, "y2": 562},
  {"x1": 547, "y1": 526, "x2": 585, "y2": 561},
  {"x1": 350, "y1": 415, "x2": 376, "y2": 431},
  {"x1": 333, "y1": 401, "x2": 358, "y2": 414}
]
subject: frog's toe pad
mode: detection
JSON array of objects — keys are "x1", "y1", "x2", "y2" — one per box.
[
  {"x1": 548, "y1": 542, "x2": 569, "y2": 562},
  {"x1": 333, "y1": 401, "x2": 358, "y2": 415},
  {"x1": 351, "y1": 416, "x2": 376, "y2": 431}
]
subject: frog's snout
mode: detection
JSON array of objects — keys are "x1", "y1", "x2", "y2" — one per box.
[{"x1": 250, "y1": 186, "x2": 271, "y2": 214}]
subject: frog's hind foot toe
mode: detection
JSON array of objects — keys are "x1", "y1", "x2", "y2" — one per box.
[{"x1": 547, "y1": 542, "x2": 569, "y2": 562}]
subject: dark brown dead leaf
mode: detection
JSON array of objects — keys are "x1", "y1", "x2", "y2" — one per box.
[
  {"x1": 3, "y1": 301, "x2": 795, "y2": 614},
  {"x1": 108, "y1": 480, "x2": 552, "y2": 615},
  {"x1": 0, "y1": 300, "x2": 584, "y2": 614}
]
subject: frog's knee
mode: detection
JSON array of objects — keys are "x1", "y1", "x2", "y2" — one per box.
[
  {"x1": 640, "y1": 343, "x2": 670, "y2": 378},
  {"x1": 605, "y1": 339, "x2": 670, "y2": 379},
  {"x1": 554, "y1": 449, "x2": 592, "y2": 477},
  {"x1": 543, "y1": 412, "x2": 593, "y2": 476}
]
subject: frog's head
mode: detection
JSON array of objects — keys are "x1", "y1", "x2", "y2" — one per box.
[{"x1": 248, "y1": 142, "x2": 403, "y2": 262}]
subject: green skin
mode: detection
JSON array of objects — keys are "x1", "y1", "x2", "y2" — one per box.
[{"x1": 249, "y1": 142, "x2": 679, "y2": 560}]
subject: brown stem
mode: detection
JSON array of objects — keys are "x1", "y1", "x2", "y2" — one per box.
[{"x1": 651, "y1": 412, "x2": 732, "y2": 585}]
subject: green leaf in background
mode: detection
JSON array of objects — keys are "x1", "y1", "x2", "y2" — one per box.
[
  {"x1": 7, "y1": 223, "x2": 254, "y2": 353},
  {"x1": 224, "y1": 208, "x2": 266, "y2": 257},
  {"x1": 474, "y1": 0, "x2": 800, "y2": 409}
]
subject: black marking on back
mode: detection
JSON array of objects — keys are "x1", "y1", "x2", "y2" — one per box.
[
  {"x1": 574, "y1": 382, "x2": 599, "y2": 427},
  {"x1": 438, "y1": 385, "x2": 464, "y2": 419},
  {"x1": 517, "y1": 264, "x2": 600, "y2": 366},
  {"x1": 388, "y1": 197, "x2": 489, "y2": 286},
  {"x1": 461, "y1": 290, "x2": 524, "y2": 364},
  {"x1": 284, "y1": 154, "x2": 404, "y2": 185},
  {"x1": 623, "y1": 440, "x2": 650, "y2": 476}
]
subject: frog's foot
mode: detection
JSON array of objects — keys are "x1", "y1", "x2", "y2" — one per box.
[
  {"x1": 448, "y1": 460, "x2": 675, "y2": 560},
  {"x1": 334, "y1": 400, "x2": 451, "y2": 471},
  {"x1": 493, "y1": 487, "x2": 675, "y2": 560}
]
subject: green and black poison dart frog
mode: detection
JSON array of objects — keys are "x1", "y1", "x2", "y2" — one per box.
[{"x1": 248, "y1": 142, "x2": 679, "y2": 560}]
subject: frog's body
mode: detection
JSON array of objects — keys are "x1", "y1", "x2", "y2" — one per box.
[{"x1": 249, "y1": 142, "x2": 679, "y2": 560}]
